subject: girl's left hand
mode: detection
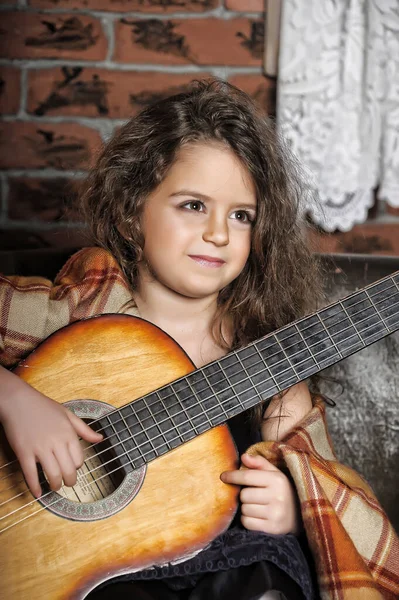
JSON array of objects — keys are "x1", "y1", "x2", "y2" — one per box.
[{"x1": 220, "y1": 453, "x2": 301, "y2": 536}]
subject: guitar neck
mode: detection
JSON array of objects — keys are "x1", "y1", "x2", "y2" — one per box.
[{"x1": 99, "y1": 270, "x2": 399, "y2": 469}]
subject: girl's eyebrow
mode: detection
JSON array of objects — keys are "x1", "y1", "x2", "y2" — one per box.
[
  {"x1": 170, "y1": 189, "x2": 212, "y2": 201},
  {"x1": 170, "y1": 189, "x2": 257, "y2": 210}
]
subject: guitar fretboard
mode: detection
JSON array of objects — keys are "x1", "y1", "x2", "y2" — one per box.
[{"x1": 98, "y1": 271, "x2": 399, "y2": 470}]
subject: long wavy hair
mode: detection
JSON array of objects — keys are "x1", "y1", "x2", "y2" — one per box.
[{"x1": 79, "y1": 79, "x2": 324, "y2": 421}]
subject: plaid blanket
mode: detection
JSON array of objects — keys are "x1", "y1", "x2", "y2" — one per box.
[
  {"x1": 1, "y1": 247, "x2": 398, "y2": 598},
  {"x1": 247, "y1": 402, "x2": 399, "y2": 599},
  {"x1": 0, "y1": 247, "x2": 137, "y2": 368}
]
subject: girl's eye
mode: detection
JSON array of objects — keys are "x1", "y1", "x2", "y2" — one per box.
[
  {"x1": 232, "y1": 210, "x2": 254, "y2": 224},
  {"x1": 182, "y1": 200, "x2": 204, "y2": 212}
]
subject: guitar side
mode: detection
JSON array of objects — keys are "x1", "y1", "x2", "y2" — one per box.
[{"x1": 0, "y1": 315, "x2": 239, "y2": 600}]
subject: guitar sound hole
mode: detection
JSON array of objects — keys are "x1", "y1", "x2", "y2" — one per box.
[
  {"x1": 54, "y1": 435, "x2": 126, "y2": 504},
  {"x1": 38, "y1": 400, "x2": 146, "y2": 522}
]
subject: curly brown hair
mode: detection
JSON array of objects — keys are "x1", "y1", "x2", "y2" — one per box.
[{"x1": 79, "y1": 79, "x2": 323, "y2": 416}]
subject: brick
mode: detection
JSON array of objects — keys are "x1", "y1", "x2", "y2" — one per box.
[
  {"x1": 114, "y1": 17, "x2": 264, "y2": 65},
  {"x1": 229, "y1": 74, "x2": 276, "y2": 115},
  {"x1": 225, "y1": 0, "x2": 264, "y2": 11},
  {"x1": 386, "y1": 204, "x2": 399, "y2": 217},
  {"x1": 30, "y1": 0, "x2": 219, "y2": 12},
  {"x1": 27, "y1": 68, "x2": 208, "y2": 118},
  {"x1": 7, "y1": 177, "x2": 81, "y2": 222},
  {"x1": 0, "y1": 12, "x2": 107, "y2": 61},
  {"x1": 0, "y1": 122, "x2": 102, "y2": 170},
  {"x1": 0, "y1": 67, "x2": 20, "y2": 115},
  {"x1": 310, "y1": 224, "x2": 399, "y2": 256},
  {"x1": 0, "y1": 227, "x2": 89, "y2": 251}
]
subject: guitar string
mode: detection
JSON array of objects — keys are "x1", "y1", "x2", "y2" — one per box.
[
  {"x1": 1, "y1": 284, "x2": 398, "y2": 514},
  {"x1": 1, "y1": 282, "x2": 397, "y2": 490},
  {"x1": 1, "y1": 300, "x2": 399, "y2": 527},
  {"x1": 0, "y1": 323, "x2": 397, "y2": 533},
  {"x1": 1, "y1": 279, "x2": 397, "y2": 481},
  {"x1": 0, "y1": 284, "x2": 398, "y2": 505}
]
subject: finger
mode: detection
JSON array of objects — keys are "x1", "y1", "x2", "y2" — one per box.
[
  {"x1": 241, "y1": 453, "x2": 278, "y2": 472},
  {"x1": 221, "y1": 468, "x2": 273, "y2": 488},
  {"x1": 68, "y1": 439, "x2": 84, "y2": 470},
  {"x1": 19, "y1": 454, "x2": 42, "y2": 498},
  {"x1": 39, "y1": 451, "x2": 63, "y2": 492},
  {"x1": 241, "y1": 503, "x2": 269, "y2": 520},
  {"x1": 240, "y1": 486, "x2": 271, "y2": 505},
  {"x1": 53, "y1": 445, "x2": 78, "y2": 488},
  {"x1": 241, "y1": 515, "x2": 277, "y2": 534},
  {"x1": 67, "y1": 411, "x2": 103, "y2": 442}
]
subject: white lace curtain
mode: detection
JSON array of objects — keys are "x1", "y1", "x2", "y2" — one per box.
[{"x1": 268, "y1": 0, "x2": 399, "y2": 232}]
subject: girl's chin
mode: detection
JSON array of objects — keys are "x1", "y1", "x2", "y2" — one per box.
[{"x1": 176, "y1": 285, "x2": 223, "y2": 300}]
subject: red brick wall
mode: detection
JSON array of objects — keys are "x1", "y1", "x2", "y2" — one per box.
[{"x1": 0, "y1": 0, "x2": 398, "y2": 254}]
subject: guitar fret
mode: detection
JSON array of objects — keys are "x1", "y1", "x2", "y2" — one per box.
[
  {"x1": 151, "y1": 392, "x2": 173, "y2": 452},
  {"x1": 294, "y1": 322, "x2": 320, "y2": 372},
  {"x1": 184, "y1": 377, "x2": 212, "y2": 433},
  {"x1": 141, "y1": 396, "x2": 164, "y2": 460},
  {"x1": 252, "y1": 341, "x2": 280, "y2": 395},
  {"x1": 204, "y1": 362, "x2": 238, "y2": 412},
  {"x1": 389, "y1": 276, "x2": 399, "y2": 328},
  {"x1": 188, "y1": 370, "x2": 219, "y2": 421},
  {"x1": 170, "y1": 383, "x2": 197, "y2": 442},
  {"x1": 275, "y1": 331, "x2": 300, "y2": 384},
  {"x1": 131, "y1": 400, "x2": 154, "y2": 460},
  {"x1": 107, "y1": 270, "x2": 399, "y2": 469},
  {"x1": 237, "y1": 349, "x2": 267, "y2": 385},
  {"x1": 218, "y1": 360, "x2": 245, "y2": 416},
  {"x1": 201, "y1": 366, "x2": 229, "y2": 426},
  {"x1": 344, "y1": 294, "x2": 388, "y2": 345},
  {"x1": 219, "y1": 351, "x2": 252, "y2": 411},
  {"x1": 222, "y1": 352, "x2": 267, "y2": 410},
  {"x1": 364, "y1": 290, "x2": 390, "y2": 332},
  {"x1": 223, "y1": 352, "x2": 259, "y2": 401},
  {"x1": 320, "y1": 301, "x2": 361, "y2": 357},
  {"x1": 267, "y1": 339, "x2": 302, "y2": 388},
  {"x1": 128, "y1": 406, "x2": 153, "y2": 468},
  {"x1": 129, "y1": 402, "x2": 157, "y2": 462},
  {"x1": 392, "y1": 276, "x2": 399, "y2": 296},
  {"x1": 152, "y1": 388, "x2": 183, "y2": 449},
  {"x1": 316, "y1": 310, "x2": 343, "y2": 363},
  {"x1": 234, "y1": 351, "x2": 263, "y2": 410},
  {"x1": 379, "y1": 290, "x2": 399, "y2": 329},
  {"x1": 368, "y1": 276, "x2": 396, "y2": 299},
  {"x1": 337, "y1": 300, "x2": 365, "y2": 348}
]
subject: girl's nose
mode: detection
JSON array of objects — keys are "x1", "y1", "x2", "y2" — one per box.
[{"x1": 202, "y1": 214, "x2": 229, "y2": 246}]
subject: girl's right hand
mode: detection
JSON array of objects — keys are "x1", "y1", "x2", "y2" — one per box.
[{"x1": 0, "y1": 386, "x2": 103, "y2": 498}]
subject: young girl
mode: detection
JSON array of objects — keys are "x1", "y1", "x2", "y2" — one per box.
[{"x1": 0, "y1": 80, "x2": 354, "y2": 599}]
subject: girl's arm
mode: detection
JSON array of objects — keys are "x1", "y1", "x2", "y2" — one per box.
[
  {"x1": 0, "y1": 365, "x2": 102, "y2": 498},
  {"x1": 221, "y1": 382, "x2": 312, "y2": 536},
  {"x1": 261, "y1": 381, "x2": 312, "y2": 441}
]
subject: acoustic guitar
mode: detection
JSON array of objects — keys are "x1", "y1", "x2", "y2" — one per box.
[{"x1": 0, "y1": 269, "x2": 398, "y2": 599}]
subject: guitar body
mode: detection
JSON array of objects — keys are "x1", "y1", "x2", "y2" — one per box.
[{"x1": 0, "y1": 315, "x2": 239, "y2": 599}]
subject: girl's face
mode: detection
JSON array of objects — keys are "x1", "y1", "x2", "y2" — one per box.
[{"x1": 138, "y1": 142, "x2": 257, "y2": 301}]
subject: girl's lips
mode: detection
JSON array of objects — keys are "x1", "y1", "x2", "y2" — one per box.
[{"x1": 189, "y1": 255, "x2": 226, "y2": 268}]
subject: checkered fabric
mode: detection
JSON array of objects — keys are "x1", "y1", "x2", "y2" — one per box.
[{"x1": 1, "y1": 247, "x2": 398, "y2": 598}]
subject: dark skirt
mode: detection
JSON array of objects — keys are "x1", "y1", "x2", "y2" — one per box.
[{"x1": 87, "y1": 526, "x2": 316, "y2": 600}]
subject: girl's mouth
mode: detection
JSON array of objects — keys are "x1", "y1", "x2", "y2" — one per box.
[{"x1": 188, "y1": 255, "x2": 226, "y2": 268}]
